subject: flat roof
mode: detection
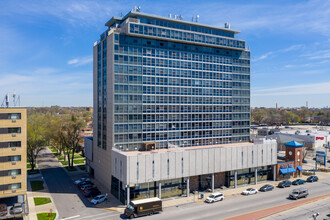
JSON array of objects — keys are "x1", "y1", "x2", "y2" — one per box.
[
  {"x1": 118, "y1": 142, "x2": 253, "y2": 156},
  {"x1": 105, "y1": 11, "x2": 240, "y2": 34},
  {"x1": 132, "y1": 197, "x2": 161, "y2": 204}
]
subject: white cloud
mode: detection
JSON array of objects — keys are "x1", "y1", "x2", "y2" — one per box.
[
  {"x1": 253, "y1": 82, "x2": 330, "y2": 96},
  {"x1": 67, "y1": 56, "x2": 92, "y2": 66}
]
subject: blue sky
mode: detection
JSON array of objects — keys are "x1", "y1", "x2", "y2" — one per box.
[{"x1": 1, "y1": 0, "x2": 330, "y2": 107}]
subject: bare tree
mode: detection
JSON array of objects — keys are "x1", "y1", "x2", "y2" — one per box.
[{"x1": 302, "y1": 144, "x2": 314, "y2": 161}]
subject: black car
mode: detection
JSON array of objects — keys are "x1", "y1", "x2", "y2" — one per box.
[
  {"x1": 78, "y1": 181, "x2": 92, "y2": 188},
  {"x1": 307, "y1": 176, "x2": 318, "y2": 182},
  {"x1": 259, "y1": 184, "x2": 274, "y2": 192},
  {"x1": 84, "y1": 189, "x2": 101, "y2": 197},
  {"x1": 278, "y1": 180, "x2": 292, "y2": 188},
  {"x1": 292, "y1": 179, "x2": 306, "y2": 185}
]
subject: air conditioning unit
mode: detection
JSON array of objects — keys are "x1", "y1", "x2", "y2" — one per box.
[
  {"x1": 11, "y1": 133, "x2": 16, "y2": 137},
  {"x1": 12, "y1": 119, "x2": 16, "y2": 122},
  {"x1": 11, "y1": 189, "x2": 16, "y2": 193},
  {"x1": 12, "y1": 147, "x2": 16, "y2": 151},
  {"x1": 12, "y1": 175, "x2": 16, "y2": 179},
  {"x1": 11, "y1": 161, "x2": 16, "y2": 165}
]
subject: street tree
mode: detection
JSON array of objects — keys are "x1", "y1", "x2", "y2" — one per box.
[{"x1": 27, "y1": 114, "x2": 47, "y2": 171}]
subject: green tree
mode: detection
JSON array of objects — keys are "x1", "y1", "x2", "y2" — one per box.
[
  {"x1": 61, "y1": 115, "x2": 85, "y2": 168},
  {"x1": 27, "y1": 114, "x2": 47, "y2": 171}
]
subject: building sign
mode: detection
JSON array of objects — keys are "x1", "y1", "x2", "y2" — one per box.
[
  {"x1": 316, "y1": 137, "x2": 324, "y2": 140},
  {"x1": 316, "y1": 151, "x2": 326, "y2": 166}
]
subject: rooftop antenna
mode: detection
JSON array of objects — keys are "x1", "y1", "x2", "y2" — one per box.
[
  {"x1": 191, "y1": 16, "x2": 194, "y2": 22},
  {"x1": 196, "y1": 15, "x2": 199, "y2": 23},
  {"x1": 175, "y1": 14, "x2": 178, "y2": 19},
  {"x1": 224, "y1": 22, "x2": 230, "y2": 29},
  {"x1": 5, "y1": 93, "x2": 9, "y2": 108},
  {"x1": 179, "y1": 15, "x2": 183, "y2": 20},
  {"x1": 169, "y1": 13, "x2": 172, "y2": 19}
]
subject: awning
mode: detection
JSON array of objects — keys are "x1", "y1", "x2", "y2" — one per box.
[
  {"x1": 279, "y1": 168, "x2": 288, "y2": 174},
  {"x1": 280, "y1": 167, "x2": 296, "y2": 174},
  {"x1": 297, "y1": 166, "x2": 303, "y2": 171},
  {"x1": 288, "y1": 167, "x2": 296, "y2": 173}
]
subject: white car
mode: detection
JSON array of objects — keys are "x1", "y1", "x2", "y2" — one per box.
[
  {"x1": 90, "y1": 194, "x2": 107, "y2": 205},
  {"x1": 205, "y1": 192, "x2": 224, "y2": 203},
  {"x1": 74, "y1": 177, "x2": 90, "y2": 185},
  {"x1": 242, "y1": 188, "x2": 258, "y2": 195}
]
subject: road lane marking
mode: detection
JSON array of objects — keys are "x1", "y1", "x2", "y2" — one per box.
[
  {"x1": 259, "y1": 196, "x2": 330, "y2": 219},
  {"x1": 60, "y1": 215, "x2": 80, "y2": 220},
  {"x1": 222, "y1": 193, "x2": 330, "y2": 220},
  {"x1": 73, "y1": 212, "x2": 120, "y2": 220}
]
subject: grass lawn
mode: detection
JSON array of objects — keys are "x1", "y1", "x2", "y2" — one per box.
[
  {"x1": 27, "y1": 163, "x2": 32, "y2": 169},
  {"x1": 49, "y1": 147, "x2": 57, "y2": 153},
  {"x1": 37, "y1": 213, "x2": 56, "y2": 220},
  {"x1": 28, "y1": 169, "x2": 40, "y2": 175},
  {"x1": 57, "y1": 156, "x2": 64, "y2": 161},
  {"x1": 73, "y1": 159, "x2": 85, "y2": 164},
  {"x1": 78, "y1": 165, "x2": 86, "y2": 170},
  {"x1": 74, "y1": 154, "x2": 84, "y2": 159},
  {"x1": 34, "y1": 197, "x2": 51, "y2": 206},
  {"x1": 60, "y1": 161, "x2": 68, "y2": 166},
  {"x1": 30, "y1": 180, "x2": 44, "y2": 191},
  {"x1": 64, "y1": 166, "x2": 77, "y2": 172}
]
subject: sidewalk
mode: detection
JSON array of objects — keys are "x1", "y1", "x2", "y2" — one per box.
[
  {"x1": 93, "y1": 174, "x2": 328, "y2": 213},
  {"x1": 27, "y1": 176, "x2": 57, "y2": 220}
]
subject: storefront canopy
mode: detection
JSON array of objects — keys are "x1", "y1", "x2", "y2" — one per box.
[
  {"x1": 297, "y1": 166, "x2": 303, "y2": 171},
  {"x1": 279, "y1": 167, "x2": 296, "y2": 174},
  {"x1": 285, "y1": 141, "x2": 303, "y2": 148}
]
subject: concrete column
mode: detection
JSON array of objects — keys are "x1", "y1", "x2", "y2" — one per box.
[
  {"x1": 118, "y1": 180, "x2": 121, "y2": 200},
  {"x1": 126, "y1": 185, "x2": 130, "y2": 205},
  {"x1": 158, "y1": 181, "x2": 161, "y2": 199},
  {"x1": 273, "y1": 165, "x2": 277, "y2": 181},
  {"x1": 211, "y1": 173, "x2": 214, "y2": 192},
  {"x1": 186, "y1": 177, "x2": 190, "y2": 197},
  {"x1": 255, "y1": 168, "x2": 258, "y2": 185},
  {"x1": 234, "y1": 170, "x2": 237, "y2": 188}
]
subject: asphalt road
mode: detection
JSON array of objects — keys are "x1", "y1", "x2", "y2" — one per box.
[
  {"x1": 37, "y1": 148, "x2": 121, "y2": 220},
  {"x1": 142, "y1": 176, "x2": 330, "y2": 220},
  {"x1": 264, "y1": 197, "x2": 330, "y2": 220},
  {"x1": 37, "y1": 148, "x2": 330, "y2": 220}
]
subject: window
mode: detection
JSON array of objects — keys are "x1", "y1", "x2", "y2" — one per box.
[
  {"x1": 181, "y1": 158, "x2": 184, "y2": 174},
  {"x1": 261, "y1": 150, "x2": 264, "y2": 164},
  {"x1": 241, "y1": 152, "x2": 244, "y2": 167}
]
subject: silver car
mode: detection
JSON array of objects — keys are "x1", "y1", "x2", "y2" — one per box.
[{"x1": 10, "y1": 203, "x2": 23, "y2": 214}]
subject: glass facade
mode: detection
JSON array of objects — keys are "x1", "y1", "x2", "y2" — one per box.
[{"x1": 96, "y1": 13, "x2": 250, "y2": 151}]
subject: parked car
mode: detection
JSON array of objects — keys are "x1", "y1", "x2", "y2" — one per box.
[
  {"x1": 90, "y1": 194, "x2": 107, "y2": 205},
  {"x1": 0, "y1": 204, "x2": 7, "y2": 216},
  {"x1": 278, "y1": 180, "x2": 291, "y2": 188},
  {"x1": 83, "y1": 186, "x2": 98, "y2": 192},
  {"x1": 292, "y1": 179, "x2": 306, "y2": 185},
  {"x1": 78, "y1": 181, "x2": 92, "y2": 188},
  {"x1": 81, "y1": 184, "x2": 96, "y2": 191},
  {"x1": 84, "y1": 189, "x2": 101, "y2": 198},
  {"x1": 205, "y1": 192, "x2": 224, "y2": 203},
  {"x1": 10, "y1": 203, "x2": 23, "y2": 214},
  {"x1": 289, "y1": 188, "x2": 308, "y2": 200},
  {"x1": 259, "y1": 184, "x2": 274, "y2": 192},
  {"x1": 242, "y1": 188, "x2": 258, "y2": 195},
  {"x1": 307, "y1": 176, "x2": 319, "y2": 182},
  {"x1": 74, "y1": 177, "x2": 90, "y2": 185}
]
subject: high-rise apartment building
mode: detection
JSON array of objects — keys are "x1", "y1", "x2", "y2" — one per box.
[
  {"x1": 89, "y1": 9, "x2": 277, "y2": 204},
  {"x1": 0, "y1": 108, "x2": 27, "y2": 217}
]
